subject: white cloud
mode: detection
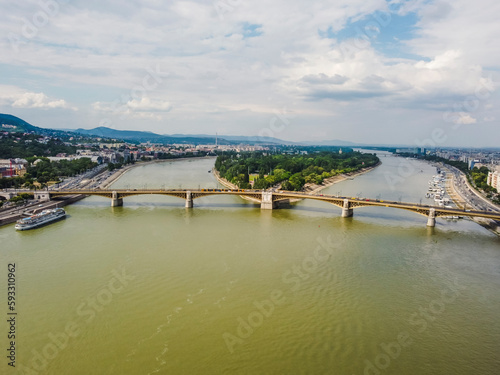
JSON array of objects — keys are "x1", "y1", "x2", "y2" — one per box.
[
  {"x1": 12, "y1": 92, "x2": 68, "y2": 109},
  {"x1": 454, "y1": 113, "x2": 477, "y2": 125},
  {"x1": 0, "y1": 86, "x2": 75, "y2": 110},
  {"x1": 92, "y1": 97, "x2": 172, "y2": 121},
  {"x1": 126, "y1": 98, "x2": 172, "y2": 112},
  {"x1": 281, "y1": 45, "x2": 488, "y2": 109},
  {"x1": 407, "y1": 0, "x2": 500, "y2": 67},
  {"x1": 0, "y1": 0, "x2": 498, "y2": 145}
]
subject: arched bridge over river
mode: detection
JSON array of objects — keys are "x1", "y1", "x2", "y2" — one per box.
[{"x1": 33, "y1": 188, "x2": 500, "y2": 227}]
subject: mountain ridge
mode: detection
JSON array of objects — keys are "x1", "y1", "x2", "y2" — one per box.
[{"x1": 1, "y1": 113, "x2": 361, "y2": 146}]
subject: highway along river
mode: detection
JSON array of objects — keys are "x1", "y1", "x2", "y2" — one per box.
[{"x1": 1, "y1": 152, "x2": 499, "y2": 374}]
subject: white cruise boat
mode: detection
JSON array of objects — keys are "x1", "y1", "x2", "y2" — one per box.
[{"x1": 15, "y1": 208, "x2": 66, "y2": 231}]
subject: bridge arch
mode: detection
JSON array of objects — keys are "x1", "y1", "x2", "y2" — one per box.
[{"x1": 39, "y1": 188, "x2": 500, "y2": 228}]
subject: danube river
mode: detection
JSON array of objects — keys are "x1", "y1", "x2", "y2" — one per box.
[{"x1": 2, "y1": 152, "x2": 500, "y2": 374}]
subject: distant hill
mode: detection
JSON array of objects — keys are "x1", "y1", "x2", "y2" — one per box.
[
  {"x1": 0, "y1": 114, "x2": 122, "y2": 142},
  {"x1": 72, "y1": 127, "x2": 299, "y2": 145},
  {"x1": 73, "y1": 128, "x2": 359, "y2": 146},
  {"x1": 170, "y1": 133, "x2": 295, "y2": 145},
  {"x1": 73, "y1": 127, "x2": 231, "y2": 145},
  {"x1": 0, "y1": 114, "x2": 40, "y2": 133},
  {"x1": 301, "y1": 139, "x2": 362, "y2": 147},
  {"x1": 1, "y1": 114, "x2": 361, "y2": 147}
]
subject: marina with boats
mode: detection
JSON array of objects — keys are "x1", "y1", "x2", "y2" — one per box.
[{"x1": 426, "y1": 168, "x2": 463, "y2": 221}]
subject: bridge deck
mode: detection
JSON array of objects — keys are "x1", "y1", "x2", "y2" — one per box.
[{"x1": 44, "y1": 189, "x2": 500, "y2": 221}]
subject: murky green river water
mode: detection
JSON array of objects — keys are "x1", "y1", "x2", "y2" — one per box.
[{"x1": 1, "y1": 153, "x2": 499, "y2": 374}]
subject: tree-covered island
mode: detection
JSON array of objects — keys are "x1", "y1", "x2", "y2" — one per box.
[{"x1": 215, "y1": 149, "x2": 379, "y2": 191}]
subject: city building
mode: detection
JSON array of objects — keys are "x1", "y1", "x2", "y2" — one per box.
[
  {"x1": 0, "y1": 159, "x2": 28, "y2": 177},
  {"x1": 487, "y1": 171, "x2": 499, "y2": 190},
  {"x1": 469, "y1": 159, "x2": 479, "y2": 169}
]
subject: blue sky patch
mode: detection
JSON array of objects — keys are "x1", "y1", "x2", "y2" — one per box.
[
  {"x1": 321, "y1": 11, "x2": 423, "y2": 60},
  {"x1": 241, "y1": 23, "x2": 263, "y2": 38}
]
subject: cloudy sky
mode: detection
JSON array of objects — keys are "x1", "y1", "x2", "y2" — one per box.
[{"x1": 1, "y1": 0, "x2": 499, "y2": 146}]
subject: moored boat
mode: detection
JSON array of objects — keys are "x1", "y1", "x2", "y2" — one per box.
[{"x1": 15, "y1": 208, "x2": 66, "y2": 231}]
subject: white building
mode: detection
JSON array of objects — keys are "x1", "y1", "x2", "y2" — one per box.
[{"x1": 487, "y1": 171, "x2": 499, "y2": 190}]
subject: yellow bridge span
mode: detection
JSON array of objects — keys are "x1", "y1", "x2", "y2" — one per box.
[{"x1": 33, "y1": 188, "x2": 500, "y2": 227}]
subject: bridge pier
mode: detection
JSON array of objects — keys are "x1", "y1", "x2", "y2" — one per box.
[
  {"x1": 341, "y1": 199, "x2": 353, "y2": 218},
  {"x1": 0, "y1": 192, "x2": 15, "y2": 200},
  {"x1": 111, "y1": 191, "x2": 123, "y2": 207},
  {"x1": 427, "y1": 208, "x2": 436, "y2": 227},
  {"x1": 261, "y1": 191, "x2": 276, "y2": 210},
  {"x1": 34, "y1": 191, "x2": 50, "y2": 202},
  {"x1": 185, "y1": 191, "x2": 193, "y2": 208}
]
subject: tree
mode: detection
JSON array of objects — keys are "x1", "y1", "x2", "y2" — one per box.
[
  {"x1": 19, "y1": 193, "x2": 34, "y2": 200},
  {"x1": 214, "y1": 150, "x2": 379, "y2": 191},
  {"x1": 289, "y1": 173, "x2": 305, "y2": 191},
  {"x1": 254, "y1": 177, "x2": 269, "y2": 190}
]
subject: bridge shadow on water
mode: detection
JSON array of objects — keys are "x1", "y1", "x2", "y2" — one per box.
[
  {"x1": 287, "y1": 205, "x2": 337, "y2": 214},
  {"x1": 67, "y1": 199, "x2": 496, "y2": 239},
  {"x1": 74, "y1": 198, "x2": 421, "y2": 220},
  {"x1": 69, "y1": 198, "x2": 496, "y2": 237},
  {"x1": 74, "y1": 199, "x2": 258, "y2": 209},
  {"x1": 288, "y1": 202, "x2": 415, "y2": 220},
  {"x1": 189, "y1": 203, "x2": 258, "y2": 209}
]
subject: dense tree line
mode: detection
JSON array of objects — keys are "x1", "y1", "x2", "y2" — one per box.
[
  {"x1": 0, "y1": 132, "x2": 77, "y2": 158},
  {"x1": 470, "y1": 166, "x2": 497, "y2": 194},
  {"x1": 215, "y1": 151, "x2": 379, "y2": 190}
]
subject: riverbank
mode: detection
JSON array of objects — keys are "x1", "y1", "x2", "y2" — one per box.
[
  {"x1": 0, "y1": 195, "x2": 86, "y2": 227},
  {"x1": 212, "y1": 169, "x2": 261, "y2": 203},
  {"x1": 0, "y1": 156, "x2": 217, "y2": 227},
  {"x1": 100, "y1": 164, "x2": 135, "y2": 188},
  {"x1": 442, "y1": 165, "x2": 500, "y2": 235},
  {"x1": 304, "y1": 161, "x2": 382, "y2": 195}
]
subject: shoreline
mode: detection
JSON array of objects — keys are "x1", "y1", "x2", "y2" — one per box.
[
  {"x1": 303, "y1": 161, "x2": 382, "y2": 195},
  {"x1": 395, "y1": 155, "x2": 500, "y2": 236},
  {"x1": 212, "y1": 169, "x2": 261, "y2": 203},
  {"x1": 212, "y1": 161, "x2": 382, "y2": 203},
  {"x1": 0, "y1": 157, "x2": 217, "y2": 227},
  {"x1": 441, "y1": 165, "x2": 500, "y2": 236}
]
